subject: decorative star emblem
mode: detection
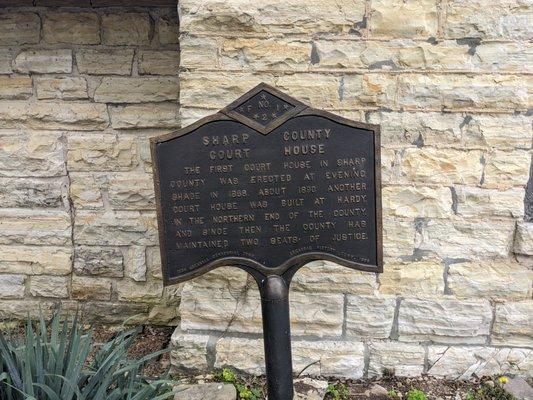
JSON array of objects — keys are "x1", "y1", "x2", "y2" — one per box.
[{"x1": 229, "y1": 89, "x2": 297, "y2": 128}]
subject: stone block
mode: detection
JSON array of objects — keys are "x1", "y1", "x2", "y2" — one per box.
[
  {"x1": 0, "y1": 245, "x2": 72, "y2": 275},
  {"x1": 179, "y1": 0, "x2": 366, "y2": 36},
  {"x1": 455, "y1": 186, "x2": 525, "y2": 218},
  {"x1": 179, "y1": 36, "x2": 218, "y2": 70},
  {"x1": 214, "y1": 337, "x2": 365, "y2": 378},
  {"x1": 492, "y1": 301, "x2": 533, "y2": 347},
  {"x1": 401, "y1": 147, "x2": 483, "y2": 185},
  {"x1": 276, "y1": 74, "x2": 342, "y2": 109},
  {"x1": 76, "y1": 49, "x2": 134, "y2": 75},
  {"x1": 0, "y1": 76, "x2": 32, "y2": 100},
  {"x1": 146, "y1": 246, "x2": 162, "y2": 279},
  {"x1": 124, "y1": 246, "x2": 147, "y2": 282},
  {"x1": 374, "y1": 112, "x2": 530, "y2": 151},
  {"x1": 368, "y1": 111, "x2": 464, "y2": 148},
  {"x1": 70, "y1": 172, "x2": 154, "y2": 210},
  {"x1": 180, "y1": 284, "x2": 344, "y2": 336},
  {"x1": 0, "y1": 274, "x2": 26, "y2": 299},
  {"x1": 188, "y1": 269, "x2": 250, "y2": 298},
  {"x1": 29, "y1": 275, "x2": 69, "y2": 298},
  {"x1": 14, "y1": 50, "x2": 72, "y2": 74},
  {"x1": 71, "y1": 276, "x2": 112, "y2": 300},
  {"x1": 214, "y1": 337, "x2": 265, "y2": 375},
  {"x1": 291, "y1": 340, "x2": 366, "y2": 378},
  {"x1": 0, "y1": 49, "x2": 12, "y2": 74},
  {"x1": 428, "y1": 346, "x2": 532, "y2": 379},
  {"x1": 0, "y1": 300, "x2": 59, "y2": 320},
  {"x1": 82, "y1": 302, "x2": 148, "y2": 325},
  {"x1": 315, "y1": 40, "x2": 494, "y2": 71},
  {"x1": 0, "y1": 209, "x2": 71, "y2": 246},
  {"x1": 372, "y1": 111, "x2": 530, "y2": 150},
  {"x1": 0, "y1": 177, "x2": 67, "y2": 208},
  {"x1": 35, "y1": 77, "x2": 88, "y2": 100},
  {"x1": 93, "y1": 77, "x2": 180, "y2": 103},
  {"x1": 514, "y1": 221, "x2": 533, "y2": 256},
  {"x1": 138, "y1": 50, "x2": 180, "y2": 75},
  {"x1": 109, "y1": 173, "x2": 155, "y2": 210},
  {"x1": 69, "y1": 173, "x2": 103, "y2": 209},
  {"x1": 67, "y1": 134, "x2": 138, "y2": 172},
  {"x1": 368, "y1": 341, "x2": 425, "y2": 377},
  {"x1": 0, "y1": 13, "x2": 40, "y2": 45},
  {"x1": 483, "y1": 150, "x2": 531, "y2": 189},
  {"x1": 445, "y1": 0, "x2": 532, "y2": 39},
  {"x1": 0, "y1": 101, "x2": 109, "y2": 130},
  {"x1": 74, "y1": 210, "x2": 157, "y2": 246},
  {"x1": 397, "y1": 74, "x2": 529, "y2": 110},
  {"x1": 43, "y1": 12, "x2": 99, "y2": 44},
  {"x1": 345, "y1": 294, "x2": 396, "y2": 339},
  {"x1": 220, "y1": 38, "x2": 311, "y2": 70},
  {"x1": 101, "y1": 13, "x2": 150, "y2": 45},
  {"x1": 462, "y1": 114, "x2": 532, "y2": 150},
  {"x1": 179, "y1": 107, "x2": 214, "y2": 127},
  {"x1": 448, "y1": 261, "x2": 531, "y2": 300},
  {"x1": 109, "y1": 103, "x2": 180, "y2": 129},
  {"x1": 180, "y1": 72, "x2": 276, "y2": 109},
  {"x1": 475, "y1": 42, "x2": 533, "y2": 72},
  {"x1": 380, "y1": 148, "x2": 400, "y2": 184},
  {"x1": 158, "y1": 14, "x2": 179, "y2": 44},
  {"x1": 341, "y1": 74, "x2": 397, "y2": 109},
  {"x1": 147, "y1": 305, "x2": 179, "y2": 325},
  {"x1": 371, "y1": 0, "x2": 438, "y2": 38},
  {"x1": 170, "y1": 329, "x2": 210, "y2": 370},
  {"x1": 292, "y1": 260, "x2": 378, "y2": 294},
  {"x1": 398, "y1": 297, "x2": 493, "y2": 343},
  {"x1": 73, "y1": 245, "x2": 124, "y2": 278},
  {"x1": 379, "y1": 260, "x2": 444, "y2": 295},
  {"x1": 116, "y1": 280, "x2": 163, "y2": 302},
  {"x1": 0, "y1": 131, "x2": 65, "y2": 177},
  {"x1": 418, "y1": 218, "x2": 515, "y2": 259},
  {"x1": 383, "y1": 217, "x2": 416, "y2": 258},
  {"x1": 383, "y1": 186, "x2": 452, "y2": 218}
]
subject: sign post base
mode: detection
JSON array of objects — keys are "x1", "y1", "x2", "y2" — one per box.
[{"x1": 258, "y1": 274, "x2": 294, "y2": 400}]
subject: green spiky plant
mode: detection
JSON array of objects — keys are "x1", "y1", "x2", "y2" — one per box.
[{"x1": 0, "y1": 312, "x2": 174, "y2": 400}]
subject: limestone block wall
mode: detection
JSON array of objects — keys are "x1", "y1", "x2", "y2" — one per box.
[
  {"x1": 0, "y1": 0, "x2": 532, "y2": 380},
  {"x1": 172, "y1": 0, "x2": 533, "y2": 379},
  {"x1": 0, "y1": 3, "x2": 180, "y2": 325}
]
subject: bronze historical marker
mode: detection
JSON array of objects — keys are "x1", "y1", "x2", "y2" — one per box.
[{"x1": 151, "y1": 83, "x2": 382, "y2": 400}]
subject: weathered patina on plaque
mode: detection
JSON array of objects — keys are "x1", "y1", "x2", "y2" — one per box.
[{"x1": 151, "y1": 83, "x2": 382, "y2": 285}]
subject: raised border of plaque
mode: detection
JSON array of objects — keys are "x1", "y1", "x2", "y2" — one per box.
[{"x1": 151, "y1": 82, "x2": 382, "y2": 286}]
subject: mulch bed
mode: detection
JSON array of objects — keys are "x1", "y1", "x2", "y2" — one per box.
[
  {"x1": 325, "y1": 375, "x2": 488, "y2": 399},
  {"x1": 92, "y1": 325, "x2": 174, "y2": 377}
]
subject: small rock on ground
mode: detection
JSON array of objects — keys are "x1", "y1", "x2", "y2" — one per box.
[
  {"x1": 294, "y1": 377, "x2": 329, "y2": 400},
  {"x1": 504, "y1": 378, "x2": 533, "y2": 400},
  {"x1": 364, "y1": 384, "x2": 389, "y2": 397},
  {"x1": 174, "y1": 382, "x2": 237, "y2": 400}
]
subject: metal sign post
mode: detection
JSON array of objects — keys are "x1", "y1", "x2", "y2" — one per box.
[{"x1": 151, "y1": 83, "x2": 382, "y2": 399}]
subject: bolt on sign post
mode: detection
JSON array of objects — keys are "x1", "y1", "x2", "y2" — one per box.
[{"x1": 151, "y1": 83, "x2": 382, "y2": 400}]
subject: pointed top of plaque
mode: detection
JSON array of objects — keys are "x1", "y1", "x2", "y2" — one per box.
[{"x1": 221, "y1": 83, "x2": 308, "y2": 135}]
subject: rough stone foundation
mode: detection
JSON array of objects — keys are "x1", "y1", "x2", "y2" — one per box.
[{"x1": 0, "y1": 0, "x2": 532, "y2": 379}]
